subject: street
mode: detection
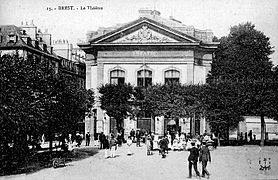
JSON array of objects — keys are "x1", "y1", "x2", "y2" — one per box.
[{"x1": 1, "y1": 144, "x2": 278, "y2": 180}]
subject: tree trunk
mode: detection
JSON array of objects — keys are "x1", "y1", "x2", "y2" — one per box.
[
  {"x1": 260, "y1": 115, "x2": 265, "y2": 146},
  {"x1": 217, "y1": 133, "x2": 221, "y2": 147},
  {"x1": 226, "y1": 126, "x2": 230, "y2": 145},
  {"x1": 48, "y1": 129, "x2": 53, "y2": 152}
]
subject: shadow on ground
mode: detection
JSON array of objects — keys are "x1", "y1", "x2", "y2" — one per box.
[{"x1": 0, "y1": 147, "x2": 99, "y2": 176}]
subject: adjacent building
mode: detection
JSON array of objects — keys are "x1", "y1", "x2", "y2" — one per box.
[
  {"x1": 78, "y1": 9, "x2": 219, "y2": 138},
  {"x1": 0, "y1": 21, "x2": 86, "y2": 89},
  {"x1": 0, "y1": 22, "x2": 86, "y2": 133}
]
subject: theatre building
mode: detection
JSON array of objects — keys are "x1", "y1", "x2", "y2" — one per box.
[{"x1": 78, "y1": 9, "x2": 219, "y2": 137}]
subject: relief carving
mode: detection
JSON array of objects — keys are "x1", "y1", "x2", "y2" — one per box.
[{"x1": 119, "y1": 25, "x2": 173, "y2": 43}]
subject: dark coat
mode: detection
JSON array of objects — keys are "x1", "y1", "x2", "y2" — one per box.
[
  {"x1": 188, "y1": 147, "x2": 199, "y2": 162},
  {"x1": 199, "y1": 146, "x2": 211, "y2": 162},
  {"x1": 130, "y1": 130, "x2": 135, "y2": 137},
  {"x1": 159, "y1": 138, "x2": 168, "y2": 149},
  {"x1": 103, "y1": 138, "x2": 109, "y2": 149}
]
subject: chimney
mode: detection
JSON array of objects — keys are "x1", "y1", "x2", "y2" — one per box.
[
  {"x1": 43, "y1": 44, "x2": 47, "y2": 52},
  {"x1": 139, "y1": 8, "x2": 153, "y2": 18},
  {"x1": 139, "y1": 9, "x2": 160, "y2": 18},
  {"x1": 151, "y1": 10, "x2": 160, "y2": 17}
]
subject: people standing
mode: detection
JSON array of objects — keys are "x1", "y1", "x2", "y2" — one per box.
[
  {"x1": 136, "y1": 130, "x2": 141, "y2": 147},
  {"x1": 85, "y1": 132, "x2": 90, "y2": 146},
  {"x1": 76, "y1": 132, "x2": 82, "y2": 147},
  {"x1": 130, "y1": 129, "x2": 135, "y2": 142},
  {"x1": 199, "y1": 142, "x2": 211, "y2": 178},
  {"x1": 248, "y1": 130, "x2": 253, "y2": 143},
  {"x1": 99, "y1": 132, "x2": 105, "y2": 149},
  {"x1": 158, "y1": 137, "x2": 168, "y2": 158},
  {"x1": 211, "y1": 133, "x2": 218, "y2": 149},
  {"x1": 146, "y1": 135, "x2": 152, "y2": 156},
  {"x1": 127, "y1": 136, "x2": 133, "y2": 155},
  {"x1": 104, "y1": 135, "x2": 110, "y2": 158},
  {"x1": 109, "y1": 134, "x2": 118, "y2": 158},
  {"x1": 166, "y1": 131, "x2": 172, "y2": 150},
  {"x1": 187, "y1": 141, "x2": 201, "y2": 178}
]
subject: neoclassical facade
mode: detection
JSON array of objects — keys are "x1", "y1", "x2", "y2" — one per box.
[{"x1": 78, "y1": 9, "x2": 219, "y2": 138}]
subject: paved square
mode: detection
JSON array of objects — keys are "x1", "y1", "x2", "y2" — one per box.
[{"x1": 2, "y1": 144, "x2": 278, "y2": 180}]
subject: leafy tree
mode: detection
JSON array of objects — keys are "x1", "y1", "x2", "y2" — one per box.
[
  {"x1": 203, "y1": 82, "x2": 244, "y2": 142},
  {"x1": 207, "y1": 22, "x2": 275, "y2": 146},
  {"x1": 0, "y1": 53, "x2": 53, "y2": 164},
  {"x1": 98, "y1": 83, "x2": 134, "y2": 132},
  {"x1": 141, "y1": 83, "x2": 205, "y2": 135},
  {"x1": 0, "y1": 52, "x2": 93, "y2": 161}
]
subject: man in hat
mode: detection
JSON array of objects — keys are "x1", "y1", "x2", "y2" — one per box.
[
  {"x1": 199, "y1": 141, "x2": 211, "y2": 178},
  {"x1": 187, "y1": 141, "x2": 201, "y2": 178}
]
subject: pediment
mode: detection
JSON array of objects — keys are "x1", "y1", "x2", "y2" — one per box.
[
  {"x1": 90, "y1": 18, "x2": 199, "y2": 44},
  {"x1": 113, "y1": 25, "x2": 178, "y2": 43}
]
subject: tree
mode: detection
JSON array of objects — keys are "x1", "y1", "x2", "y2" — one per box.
[
  {"x1": 0, "y1": 52, "x2": 93, "y2": 160},
  {"x1": 0, "y1": 53, "x2": 54, "y2": 164},
  {"x1": 141, "y1": 83, "x2": 206, "y2": 135},
  {"x1": 207, "y1": 22, "x2": 275, "y2": 146},
  {"x1": 203, "y1": 82, "x2": 244, "y2": 142},
  {"x1": 98, "y1": 83, "x2": 134, "y2": 132},
  {"x1": 44, "y1": 74, "x2": 94, "y2": 150}
]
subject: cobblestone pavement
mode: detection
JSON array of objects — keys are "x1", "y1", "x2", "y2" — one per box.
[{"x1": 1, "y1": 144, "x2": 278, "y2": 180}]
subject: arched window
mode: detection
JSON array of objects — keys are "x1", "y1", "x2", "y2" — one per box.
[
  {"x1": 110, "y1": 69, "x2": 125, "y2": 85},
  {"x1": 165, "y1": 70, "x2": 180, "y2": 85},
  {"x1": 137, "y1": 69, "x2": 152, "y2": 87}
]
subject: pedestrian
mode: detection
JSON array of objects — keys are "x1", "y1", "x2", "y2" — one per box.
[
  {"x1": 211, "y1": 133, "x2": 218, "y2": 149},
  {"x1": 76, "y1": 132, "x2": 82, "y2": 147},
  {"x1": 248, "y1": 130, "x2": 253, "y2": 142},
  {"x1": 130, "y1": 129, "x2": 135, "y2": 142},
  {"x1": 166, "y1": 131, "x2": 172, "y2": 150},
  {"x1": 136, "y1": 130, "x2": 141, "y2": 147},
  {"x1": 146, "y1": 135, "x2": 152, "y2": 155},
  {"x1": 99, "y1": 132, "x2": 105, "y2": 149},
  {"x1": 158, "y1": 136, "x2": 168, "y2": 158},
  {"x1": 85, "y1": 132, "x2": 90, "y2": 146},
  {"x1": 199, "y1": 141, "x2": 211, "y2": 178},
  {"x1": 109, "y1": 134, "x2": 118, "y2": 158},
  {"x1": 127, "y1": 136, "x2": 133, "y2": 155},
  {"x1": 104, "y1": 135, "x2": 110, "y2": 158},
  {"x1": 187, "y1": 141, "x2": 201, "y2": 178}
]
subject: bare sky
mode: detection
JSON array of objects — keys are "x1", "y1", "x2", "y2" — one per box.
[{"x1": 1, "y1": 0, "x2": 278, "y2": 64}]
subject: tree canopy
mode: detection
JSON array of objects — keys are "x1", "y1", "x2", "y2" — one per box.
[
  {"x1": 0, "y1": 53, "x2": 93, "y2": 159},
  {"x1": 207, "y1": 22, "x2": 276, "y2": 145},
  {"x1": 98, "y1": 83, "x2": 134, "y2": 131}
]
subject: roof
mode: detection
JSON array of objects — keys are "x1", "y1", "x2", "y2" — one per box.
[
  {"x1": 0, "y1": 25, "x2": 58, "y2": 60},
  {"x1": 89, "y1": 17, "x2": 201, "y2": 44},
  {"x1": 78, "y1": 13, "x2": 219, "y2": 52},
  {"x1": 84, "y1": 10, "x2": 214, "y2": 44}
]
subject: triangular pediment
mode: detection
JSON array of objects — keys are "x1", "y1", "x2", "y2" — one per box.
[
  {"x1": 90, "y1": 17, "x2": 200, "y2": 44},
  {"x1": 114, "y1": 25, "x2": 178, "y2": 43}
]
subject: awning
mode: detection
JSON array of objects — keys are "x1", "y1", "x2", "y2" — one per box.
[{"x1": 167, "y1": 119, "x2": 176, "y2": 125}]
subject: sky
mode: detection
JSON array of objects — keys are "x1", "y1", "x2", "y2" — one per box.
[{"x1": 1, "y1": 0, "x2": 278, "y2": 64}]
